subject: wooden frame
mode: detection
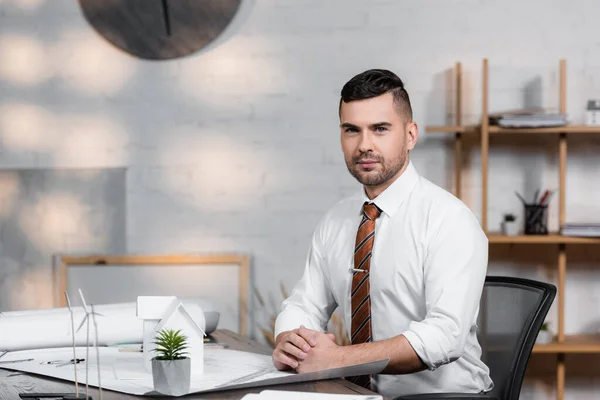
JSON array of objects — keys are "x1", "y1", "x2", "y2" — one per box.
[
  {"x1": 54, "y1": 254, "x2": 251, "y2": 336},
  {"x1": 426, "y1": 59, "x2": 600, "y2": 400}
]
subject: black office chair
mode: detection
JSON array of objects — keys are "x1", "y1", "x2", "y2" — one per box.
[{"x1": 395, "y1": 276, "x2": 557, "y2": 400}]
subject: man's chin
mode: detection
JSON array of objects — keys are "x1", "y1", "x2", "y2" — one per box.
[{"x1": 353, "y1": 172, "x2": 384, "y2": 186}]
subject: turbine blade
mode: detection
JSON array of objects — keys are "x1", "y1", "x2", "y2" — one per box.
[
  {"x1": 77, "y1": 288, "x2": 89, "y2": 312},
  {"x1": 64, "y1": 292, "x2": 72, "y2": 310},
  {"x1": 76, "y1": 315, "x2": 89, "y2": 333}
]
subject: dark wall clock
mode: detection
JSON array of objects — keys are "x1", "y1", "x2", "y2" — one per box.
[{"x1": 78, "y1": 0, "x2": 242, "y2": 60}]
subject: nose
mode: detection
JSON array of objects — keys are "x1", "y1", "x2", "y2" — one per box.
[{"x1": 358, "y1": 132, "x2": 374, "y2": 153}]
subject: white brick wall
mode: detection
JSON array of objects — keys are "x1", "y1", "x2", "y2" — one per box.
[{"x1": 2, "y1": 0, "x2": 600, "y2": 397}]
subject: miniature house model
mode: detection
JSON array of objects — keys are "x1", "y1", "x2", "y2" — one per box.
[{"x1": 137, "y1": 296, "x2": 206, "y2": 374}]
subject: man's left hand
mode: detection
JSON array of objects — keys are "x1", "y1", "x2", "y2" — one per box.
[{"x1": 295, "y1": 326, "x2": 343, "y2": 374}]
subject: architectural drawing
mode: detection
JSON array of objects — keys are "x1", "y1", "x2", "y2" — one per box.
[{"x1": 0, "y1": 347, "x2": 388, "y2": 396}]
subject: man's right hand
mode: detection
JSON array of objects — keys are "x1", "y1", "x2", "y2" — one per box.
[{"x1": 272, "y1": 327, "x2": 317, "y2": 371}]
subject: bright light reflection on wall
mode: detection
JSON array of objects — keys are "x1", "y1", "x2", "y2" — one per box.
[
  {"x1": 15, "y1": 269, "x2": 54, "y2": 310},
  {"x1": 53, "y1": 28, "x2": 135, "y2": 95},
  {"x1": 159, "y1": 129, "x2": 275, "y2": 211},
  {"x1": 4, "y1": 0, "x2": 46, "y2": 10},
  {"x1": 0, "y1": 105, "x2": 128, "y2": 165},
  {"x1": 0, "y1": 35, "x2": 49, "y2": 85},
  {"x1": 18, "y1": 193, "x2": 90, "y2": 253},
  {"x1": 54, "y1": 114, "x2": 129, "y2": 166},
  {"x1": 0, "y1": 103, "x2": 54, "y2": 150},
  {"x1": 178, "y1": 47, "x2": 285, "y2": 101}
]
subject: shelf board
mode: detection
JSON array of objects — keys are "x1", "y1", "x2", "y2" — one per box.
[
  {"x1": 489, "y1": 125, "x2": 600, "y2": 134},
  {"x1": 426, "y1": 125, "x2": 480, "y2": 133},
  {"x1": 426, "y1": 125, "x2": 600, "y2": 134},
  {"x1": 426, "y1": 125, "x2": 467, "y2": 133},
  {"x1": 487, "y1": 233, "x2": 600, "y2": 244},
  {"x1": 533, "y1": 334, "x2": 600, "y2": 353}
]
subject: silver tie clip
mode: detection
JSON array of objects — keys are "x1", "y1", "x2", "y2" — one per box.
[{"x1": 349, "y1": 268, "x2": 366, "y2": 273}]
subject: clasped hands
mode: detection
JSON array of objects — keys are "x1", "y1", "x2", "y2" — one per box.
[{"x1": 272, "y1": 325, "x2": 342, "y2": 373}]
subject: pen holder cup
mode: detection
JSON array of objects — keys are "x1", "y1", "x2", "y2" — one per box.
[{"x1": 524, "y1": 204, "x2": 548, "y2": 235}]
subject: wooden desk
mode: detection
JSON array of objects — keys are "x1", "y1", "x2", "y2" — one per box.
[{"x1": 0, "y1": 330, "x2": 380, "y2": 400}]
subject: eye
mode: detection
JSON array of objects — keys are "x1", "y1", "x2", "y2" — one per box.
[
  {"x1": 375, "y1": 126, "x2": 388, "y2": 132},
  {"x1": 344, "y1": 127, "x2": 359, "y2": 133}
]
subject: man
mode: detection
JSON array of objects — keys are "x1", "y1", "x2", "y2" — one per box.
[{"x1": 272, "y1": 69, "x2": 493, "y2": 398}]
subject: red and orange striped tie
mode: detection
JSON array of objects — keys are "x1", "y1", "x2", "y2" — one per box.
[{"x1": 347, "y1": 202, "x2": 381, "y2": 390}]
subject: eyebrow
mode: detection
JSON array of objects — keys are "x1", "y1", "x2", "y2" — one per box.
[
  {"x1": 370, "y1": 122, "x2": 392, "y2": 129},
  {"x1": 340, "y1": 122, "x2": 359, "y2": 130},
  {"x1": 339, "y1": 122, "x2": 392, "y2": 129}
]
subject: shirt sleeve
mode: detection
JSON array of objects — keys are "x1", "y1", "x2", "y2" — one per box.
[
  {"x1": 274, "y1": 220, "x2": 338, "y2": 339},
  {"x1": 402, "y1": 206, "x2": 488, "y2": 370}
]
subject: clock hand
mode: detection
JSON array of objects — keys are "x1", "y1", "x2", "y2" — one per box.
[{"x1": 161, "y1": 0, "x2": 171, "y2": 36}]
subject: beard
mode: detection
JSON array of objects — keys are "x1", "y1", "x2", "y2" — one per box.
[{"x1": 345, "y1": 151, "x2": 407, "y2": 187}]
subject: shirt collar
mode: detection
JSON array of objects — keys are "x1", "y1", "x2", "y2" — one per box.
[{"x1": 360, "y1": 161, "x2": 420, "y2": 218}]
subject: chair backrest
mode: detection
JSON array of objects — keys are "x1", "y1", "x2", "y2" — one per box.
[{"x1": 477, "y1": 276, "x2": 556, "y2": 400}]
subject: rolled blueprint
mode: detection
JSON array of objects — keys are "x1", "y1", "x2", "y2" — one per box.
[
  {"x1": 0, "y1": 302, "x2": 142, "y2": 351},
  {"x1": 0, "y1": 298, "x2": 219, "y2": 351}
]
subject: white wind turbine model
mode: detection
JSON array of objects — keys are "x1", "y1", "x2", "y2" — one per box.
[
  {"x1": 90, "y1": 304, "x2": 103, "y2": 400},
  {"x1": 64, "y1": 292, "x2": 83, "y2": 399},
  {"x1": 76, "y1": 289, "x2": 104, "y2": 400},
  {"x1": 57, "y1": 291, "x2": 90, "y2": 400}
]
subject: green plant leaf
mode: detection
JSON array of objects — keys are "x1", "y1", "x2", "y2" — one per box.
[{"x1": 152, "y1": 328, "x2": 190, "y2": 361}]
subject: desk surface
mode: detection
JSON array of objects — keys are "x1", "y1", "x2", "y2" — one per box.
[{"x1": 0, "y1": 330, "x2": 380, "y2": 400}]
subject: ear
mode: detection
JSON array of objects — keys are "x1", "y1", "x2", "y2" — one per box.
[{"x1": 406, "y1": 121, "x2": 419, "y2": 150}]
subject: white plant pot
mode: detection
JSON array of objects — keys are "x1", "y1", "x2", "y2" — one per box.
[
  {"x1": 536, "y1": 330, "x2": 553, "y2": 344},
  {"x1": 152, "y1": 358, "x2": 191, "y2": 396},
  {"x1": 501, "y1": 221, "x2": 520, "y2": 236}
]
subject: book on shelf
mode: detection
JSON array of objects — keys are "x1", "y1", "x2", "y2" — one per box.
[
  {"x1": 561, "y1": 223, "x2": 600, "y2": 237},
  {"x1": 488, "y1": 108, "x2": 567, "y2": 128},
  {"x1": 498, "y1": 113, "x2": 567, "y2": 128}
]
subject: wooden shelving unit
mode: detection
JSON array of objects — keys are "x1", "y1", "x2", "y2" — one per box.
[{"x1": 427, "y1": 59, "x2": 600, "y2": 400}]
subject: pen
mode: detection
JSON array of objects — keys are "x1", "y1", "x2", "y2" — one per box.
[
  {"x1": 117, "y1": 347, "x2": 142, "y2": 353},
  {"x1": 533, "y1": 188, "x2": 540, "y2": 203},
  {"x1": 540, "y1": 189, "x2": 556, "y2": 206},
  {"x1": 515, "y1": 191, "x2": 527, "y2": 205},
  {"x1": 538, "y1": 189, "x2": 551, "y2": 205},
  {"x1": 42, "y1": 358, "x2": 84, "y2": 366}
]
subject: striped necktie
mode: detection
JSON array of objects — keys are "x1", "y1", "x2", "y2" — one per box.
[{"x1": 347, "y1": 202, "x2": 381, "y2": 390}]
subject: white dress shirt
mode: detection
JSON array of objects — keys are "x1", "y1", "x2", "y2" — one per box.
[{"x1": 274, "y1": 161, "x2": 493, "y2": 398}]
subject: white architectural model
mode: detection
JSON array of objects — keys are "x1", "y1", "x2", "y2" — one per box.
[{"x1": 136, "y1": 296, "x2": 206, "y2": 374}]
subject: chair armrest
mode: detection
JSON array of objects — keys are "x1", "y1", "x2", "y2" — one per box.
[{"x1": 394, "y1": 393, "x2": 497, "y2": 400}]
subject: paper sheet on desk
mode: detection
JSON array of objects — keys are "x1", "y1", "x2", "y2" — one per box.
[
  {"x1": 242, "y1": 390, "x2": 383, "y2": 400},
  {"x1": 112, "y1": 348, "x2": 293, "y2": 387},
  {"x1": 0, "y1": 347, "x2": 388, "y2": 396},
  {"x1": 204, "y1": 358, "x2": 389, "y2": 395}
]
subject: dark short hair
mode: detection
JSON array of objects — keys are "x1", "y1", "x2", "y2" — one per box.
[{"x1": 339, "y1": 69, "x2": 412, "y2": 121}]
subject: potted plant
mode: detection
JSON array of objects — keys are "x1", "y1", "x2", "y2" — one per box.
[
  {"x1": 536, "y1": 322, "x2": 553, "y2": 344},
  {"x1": 501, "y1": 213, "x2": 519, "y2": 236},
  {"x1": 152, "y1": 328, "x2": 191, "y2": 396}
]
